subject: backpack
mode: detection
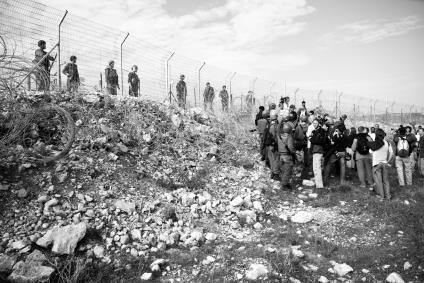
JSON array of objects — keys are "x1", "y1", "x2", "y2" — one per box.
[
  {"x1": 263, "y1": 122, "x2": 276, "y2": 147},
  {"x1": 357, "y1": 135, "x2": 370, "y2": 155},
  {"x1": 397, "y1": 138, "x2": 410, "y2": 158}
]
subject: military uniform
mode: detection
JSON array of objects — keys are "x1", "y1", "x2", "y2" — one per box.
[
  {"x1": 176, "y1": 80, "x2": 187, "y2": 109},
  {"x1": 219, "y1": 89, "x2": 229, "y2": 112}
]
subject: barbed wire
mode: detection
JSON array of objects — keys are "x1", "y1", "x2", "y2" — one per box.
[{"x1": 0, "y1": 0, "x2": 423, "y2": 125}]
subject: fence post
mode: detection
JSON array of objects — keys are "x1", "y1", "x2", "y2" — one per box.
[
  {"x1": 294, "y1": 87, "x2": 299, "y2": 107},
  {"x1": 166, "y1": 51, "x2": 175, "y2": 99},
  {"x1": 58, "y1": 10, "x2": 68, "y2": 91},
  {"x1": 317, "y1": 90, "x2": 322, "y2": 108},
  {"x1": 120, "y1": 32, "x2": 129, "y2": 96},
  {"x1": 198, "y1": 62, "x2": 205, "y2": 108},
  {"x1": 99, "y1": 73, "x2": 102, "y2": 90},
  {"x1": 268, "y1": 82, "x2": 276, "y2": 106},
  {"x1": 337, "y1": 92, "x2": 343, "y2": 117},
  {"x1": 229, "y1": 72, "x2": 236, "y2": 111}
]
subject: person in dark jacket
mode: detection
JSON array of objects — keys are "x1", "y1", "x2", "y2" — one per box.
[
  {"x1": 62, "y1": 55, "x2": 80, "y2": 93},
  {"x1": 34, "y1": 40, "x2": 55, "y2": 91},
  {"x1": 352, "y1": 126, "x2": 373, "y2": 188},
  {"x1": 277, "y1": 120, "x2": 295, "y2": 190},
  {"x1": 203, "y1": 82, "x2": 215, "y2": 111},
  {"x1": 219, "y1": 85, "x2": 229, "y2": 112},
  {"x1": 323, "y1": 124, "x2": 349, "y2": 186},
  {"x1": 310, "y1": 119, "x2": 327, "y2": 189},
  {"x1": 105, "y1": 60, "x2": 119, "y2": 95},
  {"x1": 128, "y1": 65, "x2": 140, "y2": 97},
  {"x1": 294, "y1": 116, "x2": 308, "y2": 173},
  {"x1": 255, "y1": 106, "x2": 265, "y2": 126}
]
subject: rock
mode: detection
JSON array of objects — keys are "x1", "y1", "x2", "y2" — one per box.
[
  {"x1": 190, "y1": 231, "x2": 204, "y2": 242},
  {"x1": 205, "y1": 233, "x2": 217, "y2": 241},
  {"x1": 253, "y1": 201, "x2": 263, "y2": 211},
  {"x1": 253, "y1": 223, "x2": 263, "y2": 230},
  {"x1": 114, "y1": 200, "x2": 136, "y2": 214},
  {"x1": 245, "y1": 263, "x2": 268, "y2": 280},
  {"x1": 36, "y1": 222, "x2": 87, "y2": 254},
  {"x1": 11, "y1": 240, "x2": 27, "y2": 251},
  {"x1": 333, "y1": 263, "x2": 353, "y2": 277},
  {"x1": 302, "y1": 179, "x2": 315, "y2": 186},
  {"x1": 291, "y1": 246, "x2": 304, "y2": 258},
  {"x1": 291, "y1": 211, "x2": 314, "y2": 224},
  {"x1": 17, "y1": 189, "x2": 28, "y2": 198},
  {"x1": 58, "y1": 172, "x2": 68, "y2": 183},
  {"x1": 202, "y1": 256, "x2": 216, "y2": 265},
  {"x1": 8, "y1": 250, "x2": 54, "y2": 283},
  {"x1": 140, "y1": 272, "x2": 153, "y2": 281},
  {"x1": 279, "y1": 214, "x2": 288, "y2": 221},
  {"x1": 131, "y1": 229, "x2": 142, "y2": 242},
  {"x1": 318, "y1": 276, "x2": 329, "y2": 283},
  {"x1": 37, "y1": 195, "x2": 48, "y2": 203},
  {"x1": 0, "y1": 254, "x2": 17, "y2": 273},
  {"x1": 43, "y1": 198, "x2": 58, "y2": 215},
  {"x1": 120, "y1": 235, "x2": 130, "y2": 245},
  {"x1": 82, "y1": 94, "x2": 100, "y2": 104},
  {"x1": 171, "y1": 114, "x2": 183, "y2": 128},
  {"x1": 85, "y1": 210, "x2": 95, "y2": 218},
  {"x1": 289, "y1": 278, "x2": 302, "y2": 283},
  {"x1": 386, "y1": 272, "x2": 405, "y2": 283},
  {"x1": 93, "y1": 245, "x2": 105, "y2": 258},
  {"x1": 162, "y1": 205, "x2": 178, "y2": 222},
  {"x1": 230, "y1": 196, "x2": 244, "y2": 207},
  {"x1": 150, "y1": 259, "x2": 166, "y2": 271},
  {"x1": 403, "y1": 261, "x2": 412, "y2": 270},
  {"x1": 0, "y1": 184, "x2": 9, "y2": 191},
  {"x1": 237, "y1": 210, "x2": 257, "y2": 224}
]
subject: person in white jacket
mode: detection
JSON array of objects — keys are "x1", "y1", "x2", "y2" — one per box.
[{"x1": 367, "y1": 128, "x2": 394, "y2": 200}]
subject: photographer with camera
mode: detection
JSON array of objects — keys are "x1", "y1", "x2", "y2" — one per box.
[
  {"x1": 323, "y1": 118, "x2": 349, "y2": 186},
  {"x1": 352, "y1": 126, "x2": 373, "y2": 189},
  {"x1": 310, "y1": 118, "x2": 328, "y2": 189}
]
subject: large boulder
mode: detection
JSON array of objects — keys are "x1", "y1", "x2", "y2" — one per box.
[
  {"x1": 8, "y1": 250, "x2": 54, "y2": 283},
  {"x1": 36, "y1": 222, "x2": 87, "y2": 254},
  {"x1": 386, "y1": 272, "x2": 405, "y2": 283}
]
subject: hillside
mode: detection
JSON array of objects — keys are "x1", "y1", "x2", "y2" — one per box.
[{"x1": 0, "y1": 93, "x2": 423, "y2": 283}]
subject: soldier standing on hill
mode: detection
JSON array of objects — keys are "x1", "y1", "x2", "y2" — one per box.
[
  {"x1": 34, "y1": 40, "x2": 55, "y2": 91},
  {"x1": 128, "y1": 65, "x2": 140, "y2": 97},
  {"x1": 219, "y1": 85, "x2": 229, "y2": 112},
  {"x1": 62, "y1": 55, "x2": 80, "y2": 93},
  {"x1": 105, "y1": 60, "x2": 119, "y2": 95},
  {"x1": 203, "y1": 82, "x2": 215, "y2": 111},
  {"x1": 176, "y1": 74, "x2": 187, "y2": 109}
]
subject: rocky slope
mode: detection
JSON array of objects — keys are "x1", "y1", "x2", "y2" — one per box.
[{"x1": 0, "y1": 93, "x2": 422, "y2": 282}]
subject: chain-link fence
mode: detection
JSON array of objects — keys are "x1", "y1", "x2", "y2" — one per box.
[{"x1": 1, "y1": 0, "x2": 423, "y2": 126}]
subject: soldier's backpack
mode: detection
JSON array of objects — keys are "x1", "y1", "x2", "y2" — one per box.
[{"x1": 356, "y1": 135, "x2": 370, "y2": 155}]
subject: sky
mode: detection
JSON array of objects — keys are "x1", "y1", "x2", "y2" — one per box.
[{"x1": 41, "y1": 0, "x2": 424, "y2": 106}]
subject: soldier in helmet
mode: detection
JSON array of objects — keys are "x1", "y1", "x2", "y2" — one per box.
[
  {"x1": 294, "y1": 115, "x2": 309, "y2": 176},
  {"x1": 128, "y1": 65, "x2": 140, "y2": 97},
  {"x1": 176, "y1": 74, "x2": 187, "y2": 109},
  {"x1": 34, "y1": 40, "x2": 55, "y2": 91},
  {"x1": 277, "y1": 118, "x2": 296, "y2": 190}
]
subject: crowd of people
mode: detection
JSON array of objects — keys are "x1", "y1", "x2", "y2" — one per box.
[{"x1": 256, "y1": 97, "x2": 424, "y2": 200}]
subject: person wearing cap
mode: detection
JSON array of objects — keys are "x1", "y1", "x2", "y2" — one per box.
[
  {"x1": 105, "y1": 60, "x2": 119, "y2": 95},
  {"x1": 34, "y1": 40, "x2": 55, "y2": 91},
  {"x1": 277, "y1": 119, "x2": 295, "y2": 190},
  {"x1": 203, "y1": 82, "x2": 215, "y2": 111},
  {"x1": 176, "y1": 74, "x2": 187, "y2": 109},
  {"x1": 265, "y1": 110, "x2": 280, "y2": 180},
  {"x1": 219, "y1": 85, "x2": 229, "y2": 112},
  {"x1": 128, "y1": 65, "x2": 140, "y2": 97},
  {"x1": 62, "y1": 55, "x2": 80, "y2": 93},
  {"x1": 394, "y1": 126, "x2": 417, "y2": 186}
]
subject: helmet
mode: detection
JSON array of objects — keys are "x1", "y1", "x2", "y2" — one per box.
[
  {"x1": 288, "y1": 111, "x2": 297, "y2": 122},
  {"x1": 326, "y1": 117, "x2": 334, "y2": 125},
  {"x1": 282, "y1": 123, "x2": 293, "y2": 133},
  {"x1": 300, "y1": 116, "x2": 308, "y2": 122}
]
